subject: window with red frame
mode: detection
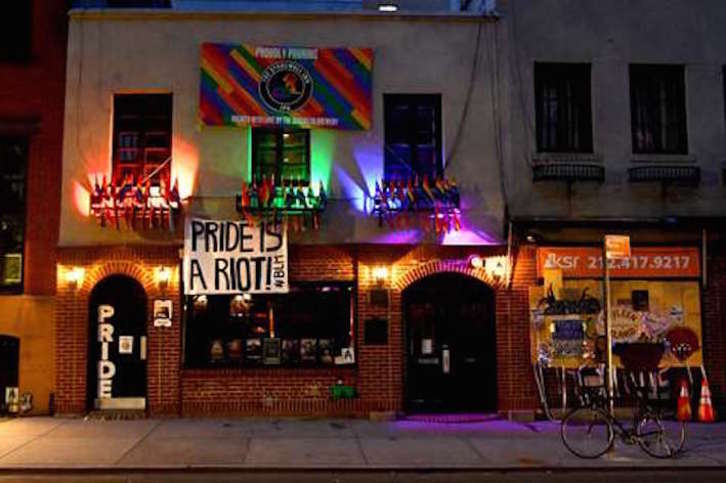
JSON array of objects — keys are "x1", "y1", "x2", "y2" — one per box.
[{"x1": 112, "y1": 94, "x2": 172, "y2": 186}]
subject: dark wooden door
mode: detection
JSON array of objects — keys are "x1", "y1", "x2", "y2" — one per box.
[
  {"x1": 404, "y1": 274, "x2": 496, "y2": 413},
  {"x1": 87, "y1": 275, "x2": 148, "y2": 410}
]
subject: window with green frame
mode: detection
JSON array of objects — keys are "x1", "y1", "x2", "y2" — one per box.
[{"x1": 251, "y1": 128, "x2": 310, "y2": 184}]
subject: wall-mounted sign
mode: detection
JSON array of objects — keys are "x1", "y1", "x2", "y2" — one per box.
[
  {"x1": 153, "y1": 299, "x2": 173, "y2": 327},
  {"x1": 604, "y1": 235, "x2": 631, "y2": 259},
  {"x1": 119, "y1": 336, "x2": 134, "y2": 355},
  {"x1": 2, "y1": 253, "x2": 22, "y2": 284},
  {"x1": 334, "y1": 347, "x2": 355, "y2": 365},
  {"x1": 183, "y1": 218, "x2": 288, "y2": 295},
  {"x1": 200, "y1": 43, "x2": 373, "y2": 130},
  {"x1": 4, "y1": 387, "x2": 19, "y2": 414},
  {"x1": 536, "y1": 246, "x2": 699, "y2": 279}
]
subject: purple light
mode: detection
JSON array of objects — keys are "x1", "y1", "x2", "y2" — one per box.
[
  {"x1": 442, "y1": 228, "x2": 499, "y2": 246},
  {"x1": 335, "y1": 165, "x2": 367, "y2": 213},
  {"x1": 352, "y1": 144, "x2": 383, "y2": 199},
  {"x1": 369, "y1": 228, "x2": 422, "y2": 244},
  {"x1": 391, "y1": 418, "x2": 560, "y2": 434}
]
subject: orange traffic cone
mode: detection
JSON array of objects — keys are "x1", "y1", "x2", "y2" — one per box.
[
  {"x1": 698, "y1": 377, "x2": 715, "y2": 423},
  {"x1": 677, "y1": 379, "x2": 692, "y2": 422}
]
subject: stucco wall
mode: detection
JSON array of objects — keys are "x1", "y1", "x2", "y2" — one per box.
[
  {"x1": 502, "y1": 0, "x2": 726, "y2": 220},
  {"x1": 60, "y1": 11, "x2": 506, "y2": 247}
]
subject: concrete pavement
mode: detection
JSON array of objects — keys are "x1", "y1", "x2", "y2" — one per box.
[{"x1": 0, "y1": 417, "x2": 725, "y2": 471}]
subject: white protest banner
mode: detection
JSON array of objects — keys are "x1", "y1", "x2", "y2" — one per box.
[{"x1": 183, "y1": 218, "x2": 288, "y2": 295}]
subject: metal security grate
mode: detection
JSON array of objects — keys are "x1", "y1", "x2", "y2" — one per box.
[
  {"x1": 628, "y1": 165, "x2": 700, "y2": 185},
  {"x1": 532, "y1": 163, "x2": 605, "y2": 183}
]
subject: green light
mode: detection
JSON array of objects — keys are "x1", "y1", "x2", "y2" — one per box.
[{"x1": 310, "y1": 129, "x2": 336, "y2": 190}]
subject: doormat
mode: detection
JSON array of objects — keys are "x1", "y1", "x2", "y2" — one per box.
[
  {"x1": 403, "y1": 413, "x2": 501, "y2": 424},
  {"x1": 85, "y1": 410, "x2": 146, "y2": 421}
]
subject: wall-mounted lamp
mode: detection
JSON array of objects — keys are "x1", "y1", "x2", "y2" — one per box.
[
  {"x1": 468, "y1": 255, "x2": 484, "y2": 269},
  {"x1": 372, "y1": 266, "x2": 390, "y2": 285},
  {"x1": 156, "y1": 266, "x2": 171, "y2": 289},
  {"x1": 378, "y1": 3, "x2": 399, "y2": 12},
  {"x1": 65, "y1": 266, "x2": 85, "y2": 290},
  {"x1": 485, "y1": 256, "x2": 508, "y2": 280}
]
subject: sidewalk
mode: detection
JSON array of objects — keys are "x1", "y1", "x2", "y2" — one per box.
[{"x1": 0, "y1": 417, "x2": 725, "y2": 471}]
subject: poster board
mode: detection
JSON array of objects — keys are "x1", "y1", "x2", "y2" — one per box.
[
  {"x1": 530, "y1": 279, "x2": 702, "y2": 368},
  {"x1": 183, "y1": 218, "x2": 288, "y2": 295}
]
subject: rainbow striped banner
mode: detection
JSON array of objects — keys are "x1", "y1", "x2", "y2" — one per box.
[{"x1": 200, "y1": 43, "x2": 373, "y2": 130}]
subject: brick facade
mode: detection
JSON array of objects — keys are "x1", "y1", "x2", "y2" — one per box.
[
  {"x1": 55, "y1": 242, "x2": 540, "y2": 417},
  {"x1": 0, "y1": 0, "x2": 67, "y2": 415},
  {"x1": 0, "y1": 0, "x2": 66, "y2": 296},
  {"x1": 702, "y1": 234, "x2": 726, "y2": 416},
  {"x1": 55, "y1": 246, "x2": 181, "y2": 415}
]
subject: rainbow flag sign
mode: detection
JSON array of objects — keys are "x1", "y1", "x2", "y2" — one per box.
[{"x1": 200, "y1": 43, "x2": 373, "y2": 130}]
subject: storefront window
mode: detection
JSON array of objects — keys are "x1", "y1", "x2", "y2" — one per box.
[
  {"x1": 184, "y1": 282, "x2": 354, "y2": 368},
  {"x1": 251, "y1": 128, "x2": 310, "y2": 184},
  {"x1": 0, "y1": 137, "x2": 27, "y2": 292}
]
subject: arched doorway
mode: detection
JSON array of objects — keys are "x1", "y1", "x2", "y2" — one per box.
[
  {"x1": 404, "y1": 273, "x2": 496, "y2": 413},
  {"x1": 87, "y1": 275, "x2": 148, "y2": 411}
]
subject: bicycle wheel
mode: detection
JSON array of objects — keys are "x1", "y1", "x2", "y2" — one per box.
[
  {"x1": 561, "y1": 407, "x2": 614, "y2": 458},
  {"x1": 637, "y1": 416, "x2": 685, "y2": 458}
]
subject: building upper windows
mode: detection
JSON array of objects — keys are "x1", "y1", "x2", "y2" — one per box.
[
  {"x1": 112, "y1": 94, "x2": 172, "y2": 186},
  {"x1": 0, "y1": 138, "x2": 27, "y2": 292},
  {"x1": 0, "y1": 2, "x2": 32, "y2": 63},
  {"x1": 383, "y1": 94, "x2": 442, "y2": 181},
  {"x1": 251, "y1": 128, "x2": 310, "y2": 185},
  {"x1": 630, "y1": 64, "x2": 688, "y2": 155},
  {"x1": 534, "y1": 63, "x2": 593, "y2": 153}
]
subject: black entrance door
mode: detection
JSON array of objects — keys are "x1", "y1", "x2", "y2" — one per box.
[
  {"x1": 87, "y1": 275, "x2": 148, "y2": 410},
  {"x1": 404, "y1": 273, "x2": 496, "y2": 413},
  {"x1": 0, "y1": 335, "x2": 19, "y2": 412}
]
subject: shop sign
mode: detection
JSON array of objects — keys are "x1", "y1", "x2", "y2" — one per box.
[
  {"x1": 536, "y1": 246, "x2": 699, "y2": 279},
  {"x1": 200, "y1": 43, "x2": 373, "y2": 130},
  {"x1": 183, "y1": 218, "x2": 289, "y2": 295},
  {"x1": 604, "y1": 235, "x2": 631, "y2": 259}
]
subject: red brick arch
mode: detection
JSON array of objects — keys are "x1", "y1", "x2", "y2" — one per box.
[
  {"x1": 55, "y1": 246, "x2": 181, "y2": 415},
  {"x1": 79, "y1": 261, "x2": 156, "y2": 298},
  {"x1": 394, "y1": 259, "x2": 504, "y2": 291}
]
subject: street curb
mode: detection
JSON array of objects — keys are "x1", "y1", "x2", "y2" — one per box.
[{"x1": 0, "y1": 464, "x2": 723, "y2": 474}]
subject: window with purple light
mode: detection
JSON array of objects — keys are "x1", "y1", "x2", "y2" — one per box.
[{"x1": 383, "y1": 94, "x2": 442, "y2": 182}]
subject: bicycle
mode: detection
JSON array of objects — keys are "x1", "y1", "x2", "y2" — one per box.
[{"x1": 560, "y1": 367, "x2": 685, "y2": 459}]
